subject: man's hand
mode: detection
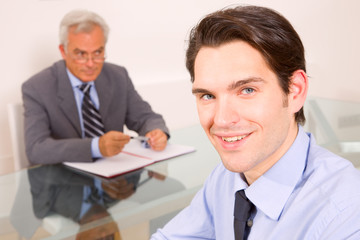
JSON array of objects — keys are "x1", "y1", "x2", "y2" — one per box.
[
  {"x1": 145, "y1": 129, "x2": 168, "y2": 151},
  {"x1": 99, "y1": 131, "x2": 130, "y2": 157}
]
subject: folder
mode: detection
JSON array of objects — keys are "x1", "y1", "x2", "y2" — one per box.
[{"x1": 64, "y1": 139, "x2": 196, "y2": 178}]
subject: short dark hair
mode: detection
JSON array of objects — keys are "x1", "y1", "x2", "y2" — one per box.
[{"x1": 186, "y1": 5, "x2": 306, "y2": 124}]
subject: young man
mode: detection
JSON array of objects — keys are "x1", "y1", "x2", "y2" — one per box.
[
  {"x1": 22, "y1": 10, "x2": 169, "y2": 165},
  {"x1": 151, "y1": 5, "x2": 360, "y2": 240}
]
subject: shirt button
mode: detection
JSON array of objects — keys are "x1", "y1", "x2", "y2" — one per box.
[{"x1": 247, "y1": 219, "x2": 253, "y2": 227}]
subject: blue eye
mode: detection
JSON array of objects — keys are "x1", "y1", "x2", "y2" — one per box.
[
  {"x1": 242, "y1": 88, "x2": 254, "y2": 94},
  {"x1": 201, "y1": 94, "x2": 214, "y2": 100}
]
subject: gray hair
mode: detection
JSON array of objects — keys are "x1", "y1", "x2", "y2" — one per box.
[{"x1": 59, "y1": 9, "x2": 110, "y2": 49}]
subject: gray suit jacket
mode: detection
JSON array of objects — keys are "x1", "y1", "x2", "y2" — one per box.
[{"x1": 22, "y1": 60, "x2": 169, "y2": 165}]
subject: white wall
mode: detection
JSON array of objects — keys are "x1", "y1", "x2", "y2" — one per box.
[{"x1": 1, "y1": 0, "x2": 360, "y2": 174}]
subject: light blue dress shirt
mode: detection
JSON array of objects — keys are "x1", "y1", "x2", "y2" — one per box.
[
  {"x1": 151, "y1": 126, "x2": 360, "y2": 240},
  {"x1": 66, "y1": 69, "x2": 102, "y2": 158}
]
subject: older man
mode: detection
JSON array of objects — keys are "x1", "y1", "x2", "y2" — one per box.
[{"x1": 22, "y1": 10, "x2": 169, "y2": 164}]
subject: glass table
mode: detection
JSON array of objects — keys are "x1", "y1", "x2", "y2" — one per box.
[{"x1": 0, "y1": 125, "x2": 221, "y2": 240}]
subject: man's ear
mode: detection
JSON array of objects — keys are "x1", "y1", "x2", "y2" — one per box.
[
  {"x1": 59, "y1": 44, "x2": 66, "y2": 59},
  {"x1": 288, "y1": 69, "x2": 308, "y2": 114}
]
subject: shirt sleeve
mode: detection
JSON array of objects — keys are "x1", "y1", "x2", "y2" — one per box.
[{"x1": 91, "y1": 137, "x2": 103, "y2": 158}]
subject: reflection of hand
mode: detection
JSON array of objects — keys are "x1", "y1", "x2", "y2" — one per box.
[
  {"x1": 145, "y1": 129, "x2": 168, "y2": 151},
  {"x1": 101, "y1": 177, "x2": 135, "y2": 200},
  {"x1": 148, "y1": 170, "x2": 166, "y2": 181},
  {"x1": 99, "y1": 131, "x2": 130, "y2": 157},
  {"x1": 77, "y1": 205, "x2": 122, "y2": 240},
  {"x1": 76, "y1": 222, "x2": 122, "y2": 240}
]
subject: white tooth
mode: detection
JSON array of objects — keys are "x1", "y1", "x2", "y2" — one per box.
[
  {"x1": 237, "y1": 135, "x2": 245, "y2": 140},
  {"x1": 222, "y1": 135, "x2": 247, "y2": 142}
]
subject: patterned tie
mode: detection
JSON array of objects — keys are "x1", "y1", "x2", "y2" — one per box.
[
  {"x1": 79, "y1": 84, "x2": 105, "y2": 137},
  {"x1": 234, "y1": 190, "x2": 255, "y2": 240}
]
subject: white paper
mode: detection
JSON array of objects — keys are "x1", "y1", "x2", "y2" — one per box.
[{"x1": 64, "y1": 140, "x2": 195, "y2": 178}]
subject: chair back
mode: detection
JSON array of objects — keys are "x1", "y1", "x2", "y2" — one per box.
[{"x1": 7, "y1": 103, "x2": 29, "y2": 171}]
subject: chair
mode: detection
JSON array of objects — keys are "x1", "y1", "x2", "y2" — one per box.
[
  {"x1": 7, "y1": 104, "x2": 84, "y2": 236},
  {"x1": 7, "y1": 103, "x2": 29, "y2": 171}
]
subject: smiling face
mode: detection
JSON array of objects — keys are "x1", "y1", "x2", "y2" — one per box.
[
  {"x1": 192, "y1": 41, "x2": 302, "y2": 183},
  {"x1": 59, "y1": 25, "x2": 105, "y2": 82}
]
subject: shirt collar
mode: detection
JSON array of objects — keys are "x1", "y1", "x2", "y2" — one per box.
[
  {"x1": 245, "y1": 125, "x2": 310, "y2": 220},
  {"x1": 231, "y1": 171, "x2": 249, "y2": 195},
  {"x1": 66, "y1": 68, "x2": 95, "y2": 88}
]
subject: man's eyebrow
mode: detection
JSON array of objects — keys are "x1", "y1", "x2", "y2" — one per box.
[
  {"x1": 228, "y1": 77, "x2": 265, "y2": 91},
  {"x1": 94, "y1": 46, "x2": 104, "y2": 52},
  {"x1": 73, "y1": 46, "x2": 104, "y2": 53},
  {"x1": 192, "y1": 77, "x2": 265, "y2": 95},
  {"x1": 192, "y1": 88, "x2": 211, "y2": 95}
]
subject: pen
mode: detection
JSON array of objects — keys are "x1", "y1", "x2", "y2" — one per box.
[{"x1": 130, "y1": 136, "x2": 150, "y2": 141}]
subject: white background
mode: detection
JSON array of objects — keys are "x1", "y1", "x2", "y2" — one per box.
[{"x1": 1, "y1": 0, "x2": 359, "y2": 174}]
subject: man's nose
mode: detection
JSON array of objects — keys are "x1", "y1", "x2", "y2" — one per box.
[
  {"x1": 84, "y1": 56, "x2": 96, "y2": 67},
  {"x1": 213, "y1": 97, "x2": 240, "y2": 127}
]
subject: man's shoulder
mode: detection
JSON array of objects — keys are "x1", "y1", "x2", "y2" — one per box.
[
  {"x1": 305, "y1": 141, "x2": 360, "y2": 206},
  {"x1": 101, "y1": 62, "x2": 128, "y2": 75},
  {"x1": 97, "y1": 62, "x2": 132, "y2": 88},
  {"x1": 23, "y1": 60, "x2": 66, "y2": 86},
  {"x1": 300, "y1": 149, "x2": 360, "y2": 238},
  {"x1": 307, "y1": 140, "x2": 360, "y2": 182}
]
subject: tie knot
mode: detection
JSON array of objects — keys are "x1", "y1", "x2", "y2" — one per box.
[
  {"x1": 234, "y1": 190, "x2": 254, "y2": 221},
  {"x1": 79, "y1": 83, "x2": 91, "y2": 94}
]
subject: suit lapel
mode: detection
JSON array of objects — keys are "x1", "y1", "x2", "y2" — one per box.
[
  {"x1": 95, "y1": 70, "x2": 112, "y2": 128},
  {"x1": 56, "y1": 62, "x2": 82, "y2": 137}
]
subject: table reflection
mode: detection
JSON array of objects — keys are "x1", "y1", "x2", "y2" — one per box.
[{"x1": 26, "y1": 164, "x2": 168, "y2": 239}]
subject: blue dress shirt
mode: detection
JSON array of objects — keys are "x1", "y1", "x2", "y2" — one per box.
[
  {"x1": 67, "y1": 69, "x2": 102, "y2": 158},
  {"x1": 151, "y1": 126, "x2": 360, "y2": 239}
]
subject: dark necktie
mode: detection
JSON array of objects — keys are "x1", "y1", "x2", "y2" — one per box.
[
  {"x1": 79, "y1": 84, "x2": 105, "y2": 137},
  {"x1": 234, "y1": 190, "x2": 255, "y2": 240}
]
